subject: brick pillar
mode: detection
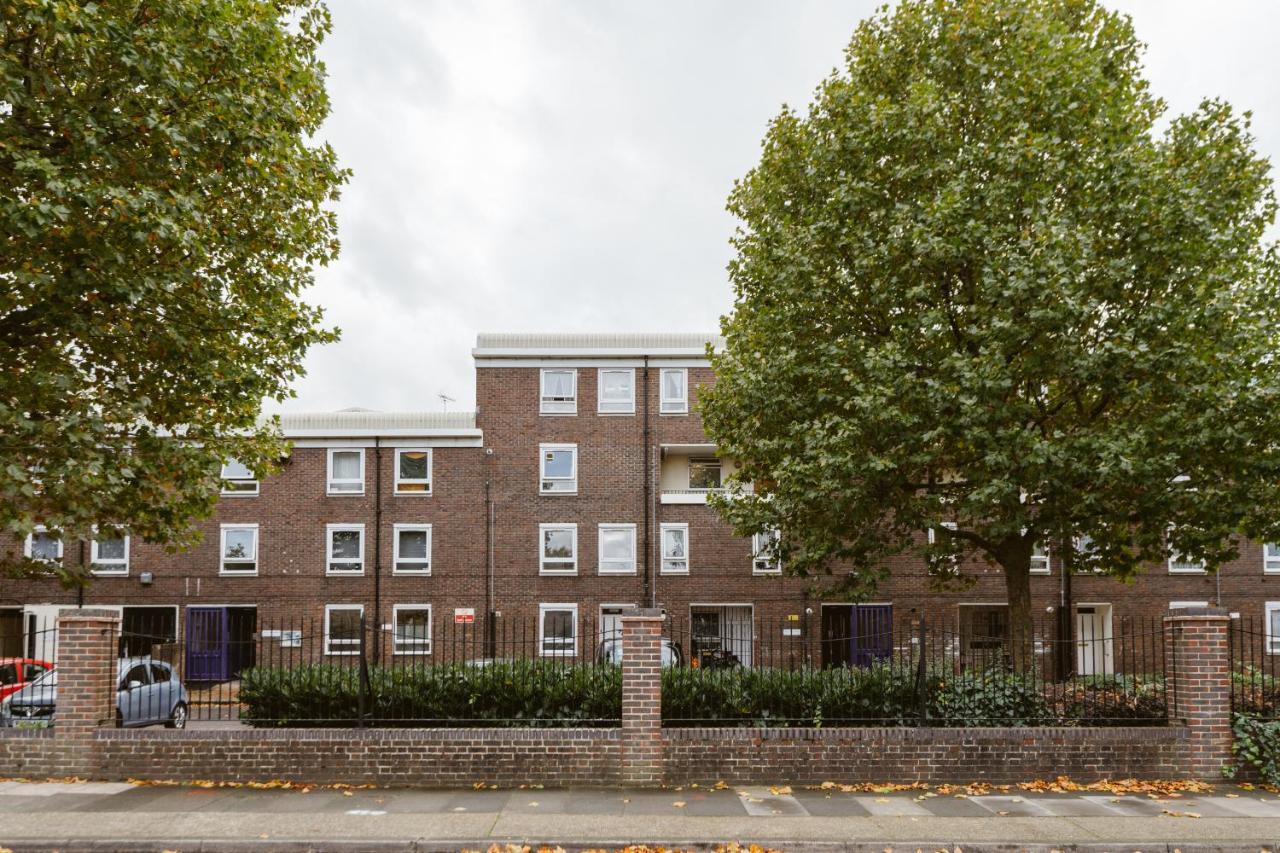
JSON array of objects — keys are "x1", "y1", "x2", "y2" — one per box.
[
  {"x1": 55, "y1": 609, "x2": 120, "y2": 776},
  {"x1": 1164, "y1": 608, "x2": 1232, "y2": 780},
  {"x1": 620, "y1": 608, "x2": 665, "y2": 786}
]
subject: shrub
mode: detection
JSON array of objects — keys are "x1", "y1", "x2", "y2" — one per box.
[
  {"x1": 1232, "y1": 666, "x2": 1280, "y2": 717},
  {"x1": 1229, "y1": 713, "x2": 1280, "y2": 785},
  {"x1": 926, "y1": 670, "x2": 1052, "y2": 726},
  {"x1": 1057, "y1": 674, "x2": 1167, "y2": 726}
]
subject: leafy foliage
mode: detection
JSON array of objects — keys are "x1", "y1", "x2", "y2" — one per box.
[
  {"x1": 0, "y1": 0, "x2": 347, "y2": 582},
  {"x1": 702, "y1": 0, "x2": 1280, "y2": 647},
  {"x1": 1229, "y1": 713, "x2": 1280, "y2": 785}
]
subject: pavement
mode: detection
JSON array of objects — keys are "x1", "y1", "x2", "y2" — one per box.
[{"x1": 3, "y1": 779, "x2": 1280, "y2": 852}]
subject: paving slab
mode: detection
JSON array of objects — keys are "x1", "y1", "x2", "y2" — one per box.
[
  {"x1": 970, "y1": 794, "x2": 1054, "y2": 816},
  {"x1": 736, "y1": 786, "x2": 807, "y2": 817},
  {"x1": 852, "y1": 794, "x2": 933, "y2": 816},
  {"x1": 914, "y1": 794, "x2": 996, "y2": 817},
  {"x1": 788, "y1": 790, "x2": 875, "y2": 817}
]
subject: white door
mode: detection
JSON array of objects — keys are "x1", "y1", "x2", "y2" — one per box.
[
  {"x1": 22, "y1": 605, "x2": 65, "y2": 661},
  {"x1": 599, "y1": 604, "x2": 634, "y2": 647},
  {"x1": 1075, "y1": 605, "x2": 1114, "y2": 676},
  {"x1": 723, "y1": 606, "x2": 754, "y2": 668}
]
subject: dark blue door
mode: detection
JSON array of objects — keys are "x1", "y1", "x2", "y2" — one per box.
[
  {"x1": 850, "y1": 605, "x2": 893, "y2": 666},
  {"x1": 186, "y1": 607, "x2": 228, "y2": 681}
]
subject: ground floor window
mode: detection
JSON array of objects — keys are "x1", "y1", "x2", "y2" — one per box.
[
  {"x1": 539, "y1": 603, "x2": 578, "y2": 657},
  {"x1": 690, "y1": 605, "x2": 753, "y2": 668},
  {"x1": 393, "y1": 605, "x2": 432, "y2": 655},
  {"x1": 325, "y1": 605, "x2": 363, "y2": 655},
  {"x1": 1266, "y1": 602, "x2": 1280, "y2": 655}
]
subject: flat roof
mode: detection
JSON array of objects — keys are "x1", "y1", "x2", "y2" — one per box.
[{"x1": 473, "y1": 332, "x2": 723, "y2": 359}]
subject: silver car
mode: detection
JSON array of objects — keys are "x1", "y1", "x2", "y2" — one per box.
[{"x1": 0, "y1": 657, "x2": 189, "y2": 729}]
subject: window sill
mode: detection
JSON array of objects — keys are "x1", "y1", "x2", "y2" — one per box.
[
  {"x1": 539, "y1": 411, "x2": 578, "y2": 417},
  {"x1": 326, "y1": 570, "x2": 365, "y2": 577},
  {"x1": 219, "y1": 571, "x2": 259, "y2": 577},
  {"x1": 392, "y1": 649, "x2": 433, "y2": 656},
  {"x1": 539, "y1": 569, "x2": 578, "y2": 577},
  {"x1": 325, "y1": 650, "x2": 360, "y2": 657},
  {"x1": 393, "y1": 490, "x2": 433, "y2": 497},
  {"x1": 326, "y1": 491, "x2": 367, "y2": 497},
  {"x1": 91, "y1": 570, "x2": 129, "y2": 577},
  {"x1": 220, "y1": 491, "x2": 259, "y2": 498},
  {"x1": 392, "y1": 569, "x2": 432, "y2": 576},
  {"x1": 540, "y1": 490, "x2": 579, "y2": 497},
  {"x1": 598, "y1": 568, "x2": 638, "y2": 575}
]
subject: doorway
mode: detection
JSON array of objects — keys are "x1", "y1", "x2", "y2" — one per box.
[
  {"x1": 184, "y1": 606, "x2": 257, "y2": 682},
  {"x1": 1075, "y1": 603, "x2": 1114, "y2": 676},
  {"x1": 0, "y1": 608, "x2": 21, "y2": 657},
  {"x1": 821, "y1": 604, "x2": 894, "y2": 668},
  {"x1": 598, "y1": 603, "x2": 635, "y2": 650},
  {"x1": 689, "y1": 604, "x2": 753, "y2": 667}
]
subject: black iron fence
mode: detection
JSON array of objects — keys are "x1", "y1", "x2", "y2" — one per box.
[{"x1": 1230, "y1": 616, "x2": 1280, "y2": 719}]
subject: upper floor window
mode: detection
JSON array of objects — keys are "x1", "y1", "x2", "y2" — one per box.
[
  {"x1": 752, "y1": 529, "x2": 782, "y2": 575},
  {"x1": 660, "y1": 368, "x2": 688, "y2": 414},
  {"x1": 395, "y1": 449, "x2": 432, "y2": 495},
  {"x1": 220, "y1": 459, "x2": 258, "y2": 496},
  {"x1": 661, "y1": 523, "x2": 689, "y2": 574},
  {"x1": 91, "y1": 533, "x2": 130, "y2": 575},
  {"x1": 220, "y1": 524, "x2": 259, "y2": 575},
  {"x1": 327, "y1": 449, "x2": 365, "y2": 495},
  {"x1": 598, "y1": 523, "x2": 637, "y2": 574},
  {"x1": 1030, "y1": 543, "x2": 1050, "y2": 575},
  {"x1": 25, "y1": 527, "x2": 61, "y2": 565},
  {"x1": 597, "y1": 369, "x2": 635, "y2": 415},
  {"x1": 327, "y1": 524, "x2": 365, "y2": 574},
  {"x1": 540, "y1": 369, "x2": 577, "y2": 415},
  {"x1": 540, "y1": 523, "x2": 577, "y2": 575},
  {"x1": 540, "y1": 443, "x2": 578, "y2": 494},
  {"x1": 393, "y1": 524, "x2": 432, "y2": 574},
  {"x1": 1265, "y1": 543, "x2": 1280, "y2": 574},
  {"x1": 688, "y1": 457, "x2": 722, "y2": 490}
]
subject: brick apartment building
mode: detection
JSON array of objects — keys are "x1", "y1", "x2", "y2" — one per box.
[{"x1": 2, "y1": 332, "x2": 1279, "y2": 676}]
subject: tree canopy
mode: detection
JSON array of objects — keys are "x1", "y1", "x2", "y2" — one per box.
[
  {"x1": 702, "y1": 0, "x2": 1280, "y2": 649},
  {"x1": 1, "y1": 0, "x2": 346, "y2": 584}
]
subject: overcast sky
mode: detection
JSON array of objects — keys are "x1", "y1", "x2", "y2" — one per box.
[{"x1": 276, "y1": 0, "x2": 1280, "y2": 415}]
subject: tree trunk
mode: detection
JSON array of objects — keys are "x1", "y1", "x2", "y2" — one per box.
[{"x1": 1001, "y1": 552, "x2": 1034, "y2": 674}]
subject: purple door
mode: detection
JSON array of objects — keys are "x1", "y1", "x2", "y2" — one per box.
[
  {"x1": 850, "y1": 605, "x2": 893, "y2": 667},
  {"x1": 186, "y1": 607, "x2": 229, "y2": 681}
]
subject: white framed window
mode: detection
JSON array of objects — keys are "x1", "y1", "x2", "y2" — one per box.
[
  {"x1": 660, "y1": 368, "x2": 688, "y2": 414},
  {"x1": 392, "y1": 604, "x2": 433, "y2": 655},
  {"x1": 752, "y1": 529, "x2": 782, "y2": 575},
  {"x1": 220, "y1": 459, "x2": 258, "y2": 495},
  {"x1": 1265, "y1": 543, "x2": 1280, "y2": 574},
  {"x1": 539, "y1": 443, "x2": 578, "y2": 494},
  {"x1": 324, "y1": 604, "x2": 363, "y2": 656},
  {"x1": 219, "y1": 524, "x2": 258, "y2": 575},
  {"x1": 327, "y1": 448, "x2": 365, "y2": 495},
  {"x1": 1030, "y1": 543, "x2": 1050, "y2": 575},
  {"x1": 1169, "y1": 600, "x2": 1209, "y2": 610},
  {"x1": 688, "y1": 457, "x2": 722, "y2": 490},
  {"x1": 598, "y1": 523, "x2": 637, "y2": 574},
  {"x1": 90, "y1": 532, "x2": 130, "y2": 575},
  {"x1": 394, "y1": 449, "x2": 432, "y2": 495},
  {"x1": 597, "y1": 368, "x2": 635, "y2": 414},
  {"x1": 326, "y1": 524, "x2": 365, "y2": 575},
  {"x1": 540, "y1": 523, "x2": 577, "y2": 575},
  {"x1": 539, "y1": 603, "x2": 578, "y2": 657},
  {"x1": 661, "y1": 523, "x2": 689, "y2": 574},
  {"x1": 24, "y1": 526, "x2": 62, "y2": 565},
  {"x1": 1168, "y1": 552, "x2": 1206, "y2": 574},
  {"x1": 393, "y1": 524, "x2": 432, "y2": 574},
  {"x1": 540, "y1": 369, "x2": 577, "y2": 414},
  {"x1": 1266, "y1": 602, "x2": 1280, "y2": 655}
]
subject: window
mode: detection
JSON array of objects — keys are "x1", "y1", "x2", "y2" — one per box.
[
  {"x1": 220, "y1": 459, "x2": 258, "y2": 496},
  {"x1": 327, "y1": 524, "x2": 365, "y2": 574},
  {"x1": 327, "y1": 448, "x2": 365, "y2": 495},
  {"x1": 540, "y1": 524, "x2": 577, "y2": 574},
  {"x1": 324, "y1": 605, "x2": 363, "y2": 655},
  {"x1": 540, "y1": 369, "x2": 577, "y2": 414},
  {"x1": 392, "y1": 605, "x2": 433, "y2": 655},
  {"x1": 752, "y1": 529, "x2": 782, "y2": 575},
  {"x1": 393, "y1": 524, "x2": 431, "y2": 574},
  {"x1": 660, "y1": 368, "x2": 688, "y2": 414},
  {"x1": 1030, "y1": 543, "x2": 1050, "y2": 575},
  {"x1": 395, "y1": 449, "x2": 432, "y2": 494},
  {"x1": 1266, "y1": 544, "x2": 1280, "y2": 574},
  {"x1": 661, "y1": 523, "x2": 689, "y2": 574},
  {"x1": 597, "y1": 368, "x2": 635, "y2": 414},
  {"x1": 539, "y1": 603, "x2": 578, "y2": 657},
  {"x1": 688, "y1": 457, "x2": 722, "y2": 490},
  {"x1": 220, "y1": 524, "x2": 258, "y2": 575},
  {"x1": 598, "y1": 523, "x2": 637, "y2": 574},
  {"x1": 1168, "y1": 551, "x2": 1206, "y2": 574},
  {"x1": 25, "y1": 527, "x2": 61, "y2": 565},
  {"x1": 91, "y1": 533, "x2": 130, "y2": 575},
  {"x1": 1169, "y1": 600, "x2": 1209, "y2": 610},
  {"x1": 539, "y1": 443, "x2": 578, "y2": 494}
]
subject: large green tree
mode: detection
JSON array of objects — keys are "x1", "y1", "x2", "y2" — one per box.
[
  {"x1": 703, "y1": 0, "x2": 1280, "y2": 661},
  {"x1": 1, "y1": 0, "x2": 346, "y2": 584}
]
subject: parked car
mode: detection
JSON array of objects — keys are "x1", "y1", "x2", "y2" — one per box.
[
  {"x1": 0, "y1": 657, "x2": 189, "y2": 729},
  {"x1": 595, "y1": 636, "x2": 684, "y2": 668},
  {"x1": 0, "y1": 658, "x2": 52, "y2": 702}
]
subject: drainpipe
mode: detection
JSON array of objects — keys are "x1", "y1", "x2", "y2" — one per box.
[
  {"x1": 372, "y1": 437, "x2": 383, "y2": 665},
  {"x1": 77, "y1": 541, "x2": 85, "y2": 608},
  {"x1": 485, "y1": 446, "x2": 496, "y2": 658},
  {"x1": 643, "y1": 356, "x2": 654, "y2": 608}
]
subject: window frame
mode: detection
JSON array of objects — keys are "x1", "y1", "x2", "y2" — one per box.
[
  {"x1": 597, "y1": 523, "x2": 638, "y2": 575},
  {"x1": 539, "y1": 523, "x2": 578, "y2": 575},
  {"x1": 24, "y1": 526, "x2": 62, "y2": 565},
  {"x1": 324, "y1": 604, "x2": 364, "y2": 656},
  {"x1": 540, "y1": 368, "x2": 578, "y2": 415},
  {"x1": 752, "y1": 529, "x2": 782, "y2": 575},
  {"x1": 659, "y1": 368, "x2": 688, "y2": 415},
  {"x1": 90, "y1": 531, "x2": 130, "y2": 576},
  {"x1": 220, "y1": 459, "x2": 259, "y2": 496},
  {"x1": 326, "y1": 448, "x2": 366, "y2": 496},
  {"x1": 660, "y1": 522, "x2": 689, "y2": 575},
  {"x1": 326, "y1": 523, "x2": 366, "y2": 575},
  {"x1": 392, "y1": 523, "x2": 432, "y2": 575},
  {"x1": 596, "y1": 368, "x2": 636, "y2": 415},
  {"x1": 394, "y1": 448, "x2": 433, "y2": 496},
  {"x1": 1265, "y1": 543, "x2": 1280, "y2": 575},
  {"x1": 219, "y1": 524, "x2": 259, "y2": 576},
  {"x1": 687, "y1": 456, "x2": 723, "y2": 491},
  {"x1": 1167, "y1": 552, "x2": 1207, "y2": 574},
  {"x1": 539, "y1": 443, "x2": 578, "y2": 495},
  {"x1": 392, "y1": 604, "x2": 433, "y2": 656},
  {"x1": 1030, "y1": 543, "x2": 1050, "y2": 575},
  {"x1": 539, "y1": 602, "x2": 579, "y2": 657}
]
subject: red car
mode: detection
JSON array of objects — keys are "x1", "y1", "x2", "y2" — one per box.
[{"x1": 0, "y1": 658, "x2": 52, "y2": 701}]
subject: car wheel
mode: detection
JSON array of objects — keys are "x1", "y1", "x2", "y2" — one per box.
[{"x1": 166, "y1": 702, "x2": 187, "y2": 730}]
